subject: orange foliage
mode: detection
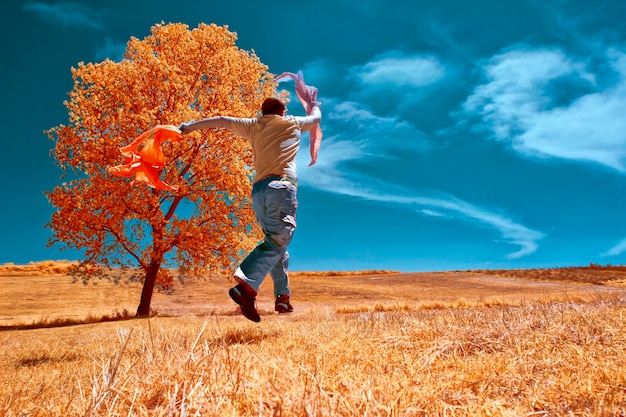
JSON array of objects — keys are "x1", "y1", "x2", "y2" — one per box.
[{"x1": 45, "y1": 23, "x2": 276, "y2": 292}]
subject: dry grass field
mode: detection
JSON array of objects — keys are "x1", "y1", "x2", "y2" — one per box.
[{"x1": 1, "y1": 261, "x2": 626, "y2": 416}]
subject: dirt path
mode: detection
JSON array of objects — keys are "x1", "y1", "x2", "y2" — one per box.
[
  {"x1": 2, "y1": 271, "x2": 625, "y2": 325},
  {"x1": 151, "y1": 271, "x2": 626, "y2": 319}
]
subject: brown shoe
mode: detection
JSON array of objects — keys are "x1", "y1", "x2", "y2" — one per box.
[
  {"x1": 229, "y1": 284, "x2": 260, "y2": 322},
  {"x1": 275, "y1": 294, "x2": 294, "y2": 313}
]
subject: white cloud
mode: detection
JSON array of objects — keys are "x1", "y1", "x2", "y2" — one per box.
[
  {"x1": 420, "y1": 209, "x2": 445, "y2": 217},
  {"x1": 330, "y1": 101, "x2": 391, "y2": 124},
  {"x1": 322, "y1": 100, "x2": 428, "y2": 155},
  {"x1": 463, "y1": 46, "x2": 626, "y2": 171},
  {"x1": 298, "y1": 134, "x2": 368, "y2": 192},
  {"x1": 433, "y1": 196, "x2": 544, "y2": 259},
  {"x1": 299, "y1": 98, "x2": 544, "y2": 259},
  {"x1": 601, "y1": 238, "x2": 626, "y2": 257},
  {"x1": 24, "y1": 1, "x2": 105, "y2": 30},
  {"x1": 303, "y1": 160, "x2": 544, "y2": 259},
  {"x1": 352, "y1": 51, "x2": 445, "y2": 88}
]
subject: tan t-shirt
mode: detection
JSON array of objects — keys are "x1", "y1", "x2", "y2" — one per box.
[{"x1": 226, "y1": 112, "x2": 320, "y2": 183}]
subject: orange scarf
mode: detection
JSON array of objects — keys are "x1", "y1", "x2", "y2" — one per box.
[{"x1": 109, "y1": 125, "x2": 182, "y2": 191}]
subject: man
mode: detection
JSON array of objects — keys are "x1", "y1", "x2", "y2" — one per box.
[{"x1": 179, "y1": 97, "x2": 322, "y2": 322}]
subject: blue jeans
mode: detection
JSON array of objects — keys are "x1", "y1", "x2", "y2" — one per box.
[{"x1": 235, "y1": 176, "x2": 297, "y2": 297}]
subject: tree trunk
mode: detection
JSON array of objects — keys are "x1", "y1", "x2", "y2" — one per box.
[{"x1": 136, "y1": 259, "x2": 161, "y2": 317}]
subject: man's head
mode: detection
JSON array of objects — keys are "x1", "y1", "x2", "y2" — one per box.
[{"x1": 261, "y1": 97, "x2": 286, "y2": 116}]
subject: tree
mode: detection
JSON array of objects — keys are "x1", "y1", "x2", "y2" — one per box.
[{"x1": 45, "y1": 23, "x2": 278, "y2": 317}]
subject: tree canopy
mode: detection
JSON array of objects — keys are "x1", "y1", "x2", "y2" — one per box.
[{"x1": 45, "y1": 22, "x2": 278, "y2": 316}]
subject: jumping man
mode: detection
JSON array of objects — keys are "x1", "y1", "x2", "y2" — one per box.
[{"x1": 179, "y1": 97, "x2": 322, "y2": 322}]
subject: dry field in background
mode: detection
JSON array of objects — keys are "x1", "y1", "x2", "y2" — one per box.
[{"x1": 1, "y1": 261, "x2": 626, "y2": 416}]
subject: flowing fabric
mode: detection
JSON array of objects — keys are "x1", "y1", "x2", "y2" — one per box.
[
  {"x1": 274, "y1": 71, "x2": 323, "y2": 166},
  {"x1": 109, "y1": 125, "x2": 182, "y2": 191}
]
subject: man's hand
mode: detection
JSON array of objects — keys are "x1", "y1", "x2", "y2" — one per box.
[{"x1": 178, "y1": 123, "x2": 194, "y2": 135}]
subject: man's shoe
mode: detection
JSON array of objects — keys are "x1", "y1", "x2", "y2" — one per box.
[
  {"x1": 275, "y1": 294, "x2": 294, "y2": 313},
  {"x1": 229, "y1": 284, "x2": 260, "y2": 322}
]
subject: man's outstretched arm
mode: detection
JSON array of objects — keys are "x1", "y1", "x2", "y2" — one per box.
[{"x1": 178, "y1": 116, "x2": 233, "y2": 134}]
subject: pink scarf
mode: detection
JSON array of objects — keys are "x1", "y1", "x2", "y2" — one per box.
[
  {"x1": 109, "y1": 125, "x2": 182, "y2": 191},
  {"x1": 275, "y1": 71, "x2": 322, "y2": 166}
]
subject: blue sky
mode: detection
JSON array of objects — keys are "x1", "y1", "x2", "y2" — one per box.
[{"x1": 2, "y1": 0, "x2": 626, "y2": 272}]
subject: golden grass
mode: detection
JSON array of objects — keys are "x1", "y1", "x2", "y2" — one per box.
[
  {"x1": 467, "y1": 266, "x2": 626, "y2": 286},
  {"x1": 2, "y1": 263, "x2": 626, "y2": 415},
  {"x1": 0, "y1": 268, "x2": 142, "y2": 327},
  {"x1": 0, "y1": 260, "x2": 79, "y2": 275},
  {"x1": 2, "y1": 301, "x2": 625, "y2": 416}
]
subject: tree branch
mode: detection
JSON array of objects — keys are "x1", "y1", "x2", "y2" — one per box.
[{"x1": 104, "y1": 225, "x2": 147, "y2": 269}]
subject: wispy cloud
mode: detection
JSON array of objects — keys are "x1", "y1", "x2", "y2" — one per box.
[
  {"x1": 299, "y1": 101, "x2": 544, "y2": 260},
  {"x1": 302, "y1": 152, "x2": 544, "y2": 259},
  {"x1": 295, "y1": 51, "x2": 546, "y2": 260},
  {"x1": 420, "y1": 209, "x2": 445, "y2": 217},
  {"x1": 462, "y1": 46, "x2": 626, "y2": 171},
  {"x1": 393, "y1": 191, "x2": 543, "y2": 260},
  {"x1": 344, "y1": 50, "x2": 460, "y2": 125},
  {"x1": 601, "y1": 238, "x2": 626, "y2": 257},
  {"x1": 352, "y1": 51, "x2": 445, "y2": 88},
  {"x1": 24, "y1": 1, "x2": 105, "y2": 30},
  {"x1": 323, "y1": 100, "x2": 429, "y2": 155}
]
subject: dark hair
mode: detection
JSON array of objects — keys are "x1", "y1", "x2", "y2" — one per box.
[{"x1": 261, "y1": 97, "x2": 286, "y2": 115}]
